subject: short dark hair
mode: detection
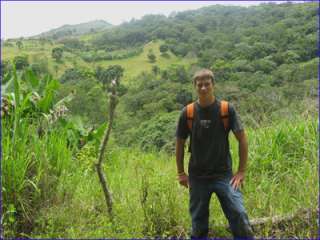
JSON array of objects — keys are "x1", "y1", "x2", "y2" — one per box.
[{"x1": 192, "y1": 69, "x2": 215, "y2": 85}]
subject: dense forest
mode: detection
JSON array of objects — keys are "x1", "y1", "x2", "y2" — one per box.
[{"x1": 1, "y1": 2, "x2": 318, "y2": 238}]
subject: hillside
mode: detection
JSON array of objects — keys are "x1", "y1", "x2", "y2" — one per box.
[
  {"x1": 2, "y1": 1, "x2": 317, "y2": 140},
  {"x1": 34, "y1": 19, "x2": 113, "y2": 40}
]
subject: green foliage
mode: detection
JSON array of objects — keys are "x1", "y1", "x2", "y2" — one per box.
[
  {"x1": 282, "y1": 50, "x2": 300, "y2": 64},
  {"x1": 51, "y1": 47, "x2": 63, "y2": 62},
  {"x1": 132, "y1": 111, "x2": 178, "y2": 151},
  {"x1": 230, "y1": 59, "x2": 253, "y2": 73},
  {"x1": 13, "y1": 56, "x2": 29, "y2": 70},
  {"x1": 2, "y1": 69, "x2": 76, "y2": 236},
  {"x1": 81, "y1": 47, "x2": 143, "y2": 62},
  {"x1": 59, "y1": 38, "x2": 84, "y2": 51},
  {"x1": 170, "y1": 43, "x2": 189, "y2": 57},
  {"x1": 16, "y1": 40, "x2": 23, "y2": 49},
  {"x1": 252, "y1": 58, "x2": 277, "y2": 74},
  {"x1": 89, "y1": 2, "x2": 317, "y2": 71},
  {"x1": 62, "y1": 80, "x2": 108, "y2": 125},
  {"x1": 151, "y1": 65, "x2": 160, "y2": 75},
  {"x1": 27, "y1": 117, "x2": 317, "y2": 238},
  {"x1": 60, "y1": 68, "x2": 85, "y2": 83},
  {"x1": 2, "y1": 68, "x2": 71, "y2": 122},
  {"x1": 147, "y1": 50, "x2": 156, "y2": 63},
  {"x1": 1, "y1": 60, "x2": 13, "y2": 78},
  {"x1": 213, "y1": 59, "x2": 234, "y2": 81},
  {"x1": 57, "y1": 67, "x2": 108, "y2": 125},
  {"x1": 30, "y1": 62, "x2": 48, "y2": 76},
  {"x1": 159, "y1": 44, "x2": 168, "y2": 53},
  {"x1": 95, "y1": 65, "x2": 124, "y2": 89},
  {"x1": 35, "y1": 76, "x2": 60, "y2": 113},
  {"x1": 176, "y1": 89, "x2": 193, "y2": 106},
  {"x1": 114, "y1": 65, "x2": 193, "y2": 150}
]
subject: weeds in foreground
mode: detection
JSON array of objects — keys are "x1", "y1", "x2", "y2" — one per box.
[{"x1": 24, "y1": 117, "x2": 318, "y2": 238}]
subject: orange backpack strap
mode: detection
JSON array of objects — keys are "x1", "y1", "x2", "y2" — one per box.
[
  {"x1": 186, "y1": 102, "x2": 195, "y2": 131},
  {"x1": 220, "y1": 100, "x2": 229, "y2": 131}
]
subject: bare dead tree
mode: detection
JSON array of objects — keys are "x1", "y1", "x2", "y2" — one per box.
[{"x1": 95, "y1": 78, "x2": 118, "y2": 218}]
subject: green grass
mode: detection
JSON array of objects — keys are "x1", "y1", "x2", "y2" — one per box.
[
  {"x1": 24, "y1": 116, "x2": 318, "y2": 238},
  {"x1": 3, "y1": 40, "x2": 196, "y2": 84},
  {"x1": 93, "y1": 40, "x2": 196, "y2": 83},
  {"x1": 2, "y1": 118, "x2": 75, "y2": 236}
]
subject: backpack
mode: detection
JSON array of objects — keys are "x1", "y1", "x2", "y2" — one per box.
[{"x1": 186, "y1": 100, "x2": 229, "y2": 131}]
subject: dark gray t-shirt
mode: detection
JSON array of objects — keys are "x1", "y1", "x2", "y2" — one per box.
[{"x1": 176, "y1": 99, "x2": 244, "y2": 178}]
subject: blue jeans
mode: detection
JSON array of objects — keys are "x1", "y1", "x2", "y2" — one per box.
[{"x1": 189, "y1": 176, "x2": 254, "y2": 239}]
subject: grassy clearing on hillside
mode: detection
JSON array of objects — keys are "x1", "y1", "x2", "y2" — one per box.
[
  {"x1": 2, "y1": 41, "x2": 58, "y2": 60},
  {"x1": 2, "y1": 41, "x2": 73, "y2": 77},
  {"x1": 3, "y1": 40, "x2": 196, "y2": 83},
  {"x1": 95, "y1": 41, "x2": 196, "y2": 83},
  {"x1": 24, "y1": 116, "x2": 318, "y2": 239}
]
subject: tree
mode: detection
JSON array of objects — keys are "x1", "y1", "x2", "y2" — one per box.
[
  {"x1": 95, "y1": 65, "x2": 124, "y2": 90},
  {"x1": 198, "y1": 52, "x2": 213, "y2": 69},
  {"x1": 95, "y1": 63, "x2": 125, "y2": 219},
  {"x1": 176, "y1": 90, "x2": 193, "y2": 106},
  {"x1": 152, "y1": 65, "x2": 160, "y2": 75},
  {"x1": 1, "y1": 60, "x2": 12, "y2": 78},
  {"x1": 61, "y1": 38, "x2": 84, "y2": 51},
  {"x1": 159, "y1": 44, "x2": 169, "y2": 54},
  {"x1": 52, "y1": 47, "x2": 63, "y2": 62},
  {"x1": 60, "y1": 68, "x2": 84, "y2": 83},
  {"x1": 30, "y1": 63, "x2": 47, "y2": 76},
  {"x1": 213, "y1": 59, "x2": 234, "y2": 81},
  {"x1": 282, "y1": 50, "x2": 300, "y2": 64},
  {"x1": 13, "y1": 56, "x2": 29, "y2": 70},
  {"x1": 170, "y1": 43, "x2": 189, "y2": 57},
  {"x1": 16, "y1": 40, "x2": 23, "y2": 49},
  {"x1": 253, "y1": 58, "x2": 277, "y2": 74},
  {"x1": 147, "y1": 50, "x2": 156, "y2": 63}
]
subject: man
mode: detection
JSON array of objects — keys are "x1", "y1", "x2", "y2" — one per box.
[{"x1": 175, "y1": 69, "x2": 253, "y2": 239}]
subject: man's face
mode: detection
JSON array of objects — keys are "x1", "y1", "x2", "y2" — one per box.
[{"x1": 195, "y1": 77, "x2": 214, "y2": 98}]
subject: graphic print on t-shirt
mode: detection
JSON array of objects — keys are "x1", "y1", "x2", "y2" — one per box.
[{"x1": 200, "y1": 119, "x2": 211, "y2": 129}]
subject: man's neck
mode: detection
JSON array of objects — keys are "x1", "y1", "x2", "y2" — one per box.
[{"x1": 197, "y1": 95, "x2": 215, "y2": 107}]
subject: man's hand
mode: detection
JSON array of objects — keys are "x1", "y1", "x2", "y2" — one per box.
[
  {"x1": 177, "y1": 172, "x2": 189, "y2": 188},
  {"x1": 230, "y1": 171, "x2": 245, "y2": 190}
]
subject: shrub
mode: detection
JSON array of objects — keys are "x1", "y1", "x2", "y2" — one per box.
[{"x1": 13, "y1": 56, "x2": 29, "y2": 70}]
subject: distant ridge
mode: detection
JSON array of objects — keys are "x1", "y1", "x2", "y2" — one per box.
[{"x1": 34, "y1": 20, "x2": 113, "y2": 40}]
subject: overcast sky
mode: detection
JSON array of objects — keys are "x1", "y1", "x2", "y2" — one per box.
[{"x1": 1, "y1": 1, "x2": 302, "y2": 39}]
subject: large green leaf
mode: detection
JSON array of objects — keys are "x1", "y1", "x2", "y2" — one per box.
[
  {"x1": 88, "y1": 122, "x2": 108, "y2": 151},
  {"x1": 20, "y1": 92, "x2": 33, "y2": 114},
  {"x1": 24, "y1": 69, "x2": 39, "y2": 89},
  {"x1": 36, "y1": 78, "x2": 60, "y2": 113},
  {"x1": 53, "y1": 92, "x2": 74, "y2": 109},
  {"x1": 13, "y1": 68, "x2": 20, "y2": 110},
  {"x1": 1, "y1": 73, "x2": 14, "y2": 95},
  {"x1": 90, "y1": 122, "x2": 108, "y2": 141}
]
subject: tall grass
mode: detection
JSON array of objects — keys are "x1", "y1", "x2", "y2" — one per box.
[
  {"x1": 27, "y1": 116, "x2": 317, "y2": 238},
  {"x1": 2, "y1": 119, "x2": 39, "y2": 235},
  {"x1": 1, "y1": 69, "x2": 75, "y2": 236},
  {"x1": 2, "y1": 116, "x2": 75, "y2": 236}
]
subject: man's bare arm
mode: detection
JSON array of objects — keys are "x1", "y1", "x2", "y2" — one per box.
[
  {"x1": 176, "y1": 137, "x2": 189, "y2": 188},
  {"x1": 234, "y1": 130, "x2": 248, "y2": 173},
  {"x1": 230, "y1": 130, "x2": 248, "y2": 189},
  {"x1": 176, "y1": 137, "x2": 186, "y2": 174}
]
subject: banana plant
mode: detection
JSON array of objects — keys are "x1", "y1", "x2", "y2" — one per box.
[{"x1": 2, "y1": 67, "x2": 73, "y2": 124}]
